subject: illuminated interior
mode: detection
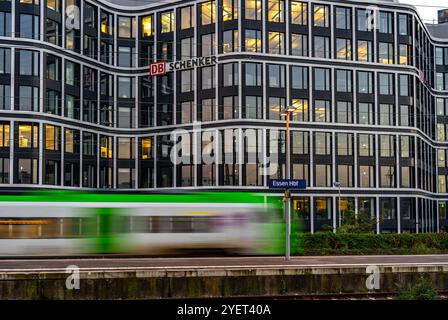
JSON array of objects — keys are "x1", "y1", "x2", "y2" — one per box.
[
  {"x1": 18, "y1": 125, "x2": 36, "y2": 148},
  {"x1": 313, "y1": 5, "x2": 327, "y2": 27},
  {"x1": 245, "y1": 35, "x2": 261, "y2": 52},
  {"x1": 357, "y1": 42, "x2": 369, "y2": 61},
  {"x1": 45, "y1": 125, "x2": 59, "y2": 151},
  {"x1": 222, "y1": 0, "x2": 237, "y2": 21},
  {"x1": 267, "y1": 0, "x2": 283, "y2": 22},
  {"x1": 65, "y1": 129, "x2": 74, "y2": 153},
  {"x1": 201, "y1": 1, "x2": 216, "y2": 25},
  {"x1": 142, "y1": 16, "x2": 153, "y2": 37},
  {"x1": 291, "y1": 1, "x2": 307, "y2": 24},
  {"x1": 47, "y1": 0, "x2": 57, "y2": 10},
  {"x1": 161, "y1": 11, "x2": 174, "y2": 33},
  {"x1": 269, "y1": 32, "x2": 284, "y2": 53},
  {"x1": 100, "y1": 137, "x2": 113, "y2": 159},
  {"x1": 142, "y1": 138, "x2": 152, "y2": 160},
  {"x1": 245, "y1": 0, "x2": 262, "y2": 19},
  {"x1": 0, "y1": 124, "x2": 9, "y2": 147}
]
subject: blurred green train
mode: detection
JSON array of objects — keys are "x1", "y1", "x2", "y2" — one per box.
[{"x1": 0, "y1": 191, "x2": 300, "y2": 256}]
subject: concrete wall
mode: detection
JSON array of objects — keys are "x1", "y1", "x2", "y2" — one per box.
[{"x1": 1, "y1": 266, "x2": 448, "y2": 299}]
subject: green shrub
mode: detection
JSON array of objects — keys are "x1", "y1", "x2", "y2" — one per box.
[
  {"x1": 397, "y1": 277, "x2": 439, "y2": 300},
  {"x1": 294, "y1": 231, "x2": 448, "y2": 255}
]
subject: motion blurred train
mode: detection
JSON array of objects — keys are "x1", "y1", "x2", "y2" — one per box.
[{"x1": 0, "y1": 191, "x2": 291, "y2": 256}]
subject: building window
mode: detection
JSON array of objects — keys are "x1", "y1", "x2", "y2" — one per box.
[
  {"x1": 245, "y1": 29, "x2": 262, "y2": 52},
  {"x1": 100, "y1": 136, "x2": 113, "y2": 159},
  {"x1": 245, "y1": 96, "x2": 262, "y2": 119},
  {"x1": 100, "y1": 10, "x2": 113, "y2": 35},
  {"x1": 314, "y1": 100, "x2": 330, "y2": 122},
  {"x1": 357, "y1": 71, "x2": 373, "y2": 94},
  {"x1": 358, "y1": 134, "x2": 374, "y2": 157},
  {"x1": 313, "y1": 36, "x2": 330, "y2": 58},
  {"x1": 268, "y1": 97, "x2": 285, "y2": 120},
  {"x1": 65, "y1": 129, "x2": 74, "y2": 153},
  {"x1": 221, "y1": 96, "x2": 238, "y2": 119},
  {"x1": 18, "y1": 123, "x2": 38, "y2": 148},
  {"x1": 0, "y1": 48, "x2": 10, "y2": 74},
  {"x1": 45, "y1": 124, "x2": 60, "y2": 151},
  {"x1": 378, "y1": 42, "x2": 394, "y2": 64},
  {"x1": 245, "y1": 63, "x2": 262, "y2": 86},
  {"x1": 200, "y1": 1, "x2": 215, "y2": 25},
  {"x1": 313, "y1": 4, "x2": 329, "y2": 27},
  {"x1": 358, "y1": 103, "x2": 374, "y2": 125},
  {"x1": 291, "y1": 1, "x2": 307, "y2": 25},
  {"x1": 338, "y1": 165, "x2": 353, "y2": 187},
  {"x1": 20, "y1": 14, "x2": 39, "y2": 39},
  {"x1": 291, "y1": 99, "x2": 308, "y2": 121},
  {"x1": 0, "y1": 85, "x2": 10, "y2": 110},
  {"x1": 268, "y1": 31, "x2": 285, "y2": 54},
  {"x1": 141, "y1": 137, "x2": 153, "y2": 160},
  {"x1": 357, "y1": 40, "x2": 373, "y2": 62},
  {"x1": 336, "y1": 70, "x2": 352, "y2": 92},
  {"x1": 0, "y1": 123, "x2": 9, "y2": 147},
  {"x1": 336, "y1": 101, "x2": 352, "y2": 123},
  {"x1": 46, "y1": 54, "x2": 60, "y2": 81},
  {"x1": 83, "y1": 35, "x2": 97, "y2": 59},
  {"x1": 400, "y1": 136, "x2": 411, "y2": 158},
  {"x1": 314, "y1": 68, "x2": 330, "y2": 91},
  {"x1": 291, "y1": 66, "x2": 308, "y2": 89},
  {"x1": 201, "y1": 33, "x2": 216, "y2": 56},
  {"x1": 336, "y1": 38, "x2": 351, "y2": 60},
  {"x1": 200, "y1": 98, "x2": 215, "y2": 122},
  {"x1": 45, "y1": 19, "x2": 60, "y2": 45},
  {"x1": 245, "y1": 0, "x2": 262, "y2": 20},
  {"x1": 118, "y1": 16, "x2": 135, "y2": 38},
  {"x1": 223, "y1": 62, "x2": 238, "y2": 87},
  {"x1": 359, "y1": 166, "x2": 374, "y2": 188},
  {"x1": 17, "y1": 158, "x2": 38, "y2": 184},
  {"x1": 141, "y1": 15, "x2": 153, "y2": 37},
  {"x1": 118, "y1": 77, "x2": 134, "y2": 98},
  {"x1": 0, "y1": 158, "x2": 9, "y2": 184},
  {"x1": 380, "y1": 135, "x2": 395, "y2": 157},
  {"x1": 18, "y1": 86, "x2": 39, "y2": 112},
  {"x1": 201, "y1": 66, "x2": 215, "y2": 90},
  {"x1": 160, "y1": 10, "x2": 174, "y2": 33},
  {"x1": 399, "y1": 75, "x2": 411, "y2": 96},
  {"x1": 118, "y1": 137, "x2": 135, "y2": 160},
  {"x1": 315, "y1": 165, "x2": 331, "y2": 187},
  {"x1": 118, "y1": 46, "x2": 135, "y2": 67},
  {"x1": 45, "y1": 89, "x2": 60, "y2": 115},
  {"x1": 65, "y1": 61, "x2": 80, "y2": 86},
  {"x1": 0, "y1": 12, "x2": 11, "y2": 37},
  {"x1": 380, "y1": 167, "x2": 395, "y2": 188},
  {"x1": 181, "y1": 69, "x2": 194, "y2": 92},
  {"x1": 268, "y1": 0, "x2": 284, "y2": 23},
  {"x1": 268, "y1": 64, "x2": 285, "y2": 88},
  {"x1": 379, "y1": 104, "x2": 394, "y2": 126},
  {"x1": 222, "y1": 30, "x2": 238, "y2": 53},
  {"x1": 335, "y1": 7, "x2": 351, "y2": 29},
  {"x1": 181, "y1": 6, "x2": 194, "y2": 29},
  {"x1": 378, "y1": 73, "x2": 394, "y2": 95},
  {"x1": 18, "y1": 50, "x2": 39, "y2": 76},
  {"x1": 356, "y1": 9, "x2": 373, "y2": 32},
  {"x1": 291, "y1": 33, "x2": 307, "y2": 56},
  {"x1": 398, "y1": 14, "x2": 410, "y2": 36},
  {"x1": 399, "y1": 44, "x2": 411, "y2": 65},
  {"x1": 379, "y1": 11, "x2": 393, "y2": 34},
  {"x1": 337, "y1": 133, "x2": 353, "y2": 156},
  {"x1": 222, "y1": 0, "x2": 238, "y2": 21}
]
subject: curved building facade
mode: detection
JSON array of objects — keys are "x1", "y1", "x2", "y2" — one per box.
[{"x1": 0, "y1": 0, "x2": 447, "y2": 233}]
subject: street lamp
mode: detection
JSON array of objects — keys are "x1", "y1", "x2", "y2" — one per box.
[
  {"x1": 280, "y1": 105, "x2": 299, "y2": 261},
  {"x1": 333, "y1": 181, "x2": 341, "y2": 230}
]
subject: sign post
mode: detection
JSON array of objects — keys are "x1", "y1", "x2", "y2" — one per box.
[{"x1": 269, "y1": 179, "x2": 306, "y2": 260}]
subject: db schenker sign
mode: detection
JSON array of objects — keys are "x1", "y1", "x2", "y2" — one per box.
[{"x1": 149, "y1": 56, "x2": 217, "y2": 76}]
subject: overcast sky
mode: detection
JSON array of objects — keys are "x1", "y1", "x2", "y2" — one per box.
[{"x1": 399, "y1": 0, "x2": 447, "y2": 24}]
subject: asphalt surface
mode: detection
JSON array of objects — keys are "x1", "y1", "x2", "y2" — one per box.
[{"x1": 0, "y1": 255, "x2": 447, "y2": 271}]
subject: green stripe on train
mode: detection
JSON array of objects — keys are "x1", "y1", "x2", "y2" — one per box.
[{"x1": 0, "y1": 190, "x2": 268, "y2": 203}]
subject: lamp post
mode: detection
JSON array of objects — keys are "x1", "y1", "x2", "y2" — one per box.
[
  {"x1": 281, "y1": 105, "x2": 299, "y2": 261},
  {"x1": 334, "y1": 181, "x2": 341, "y2": 229}
]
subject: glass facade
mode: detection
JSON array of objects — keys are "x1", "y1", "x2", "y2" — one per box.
[{"x1": 0, "y1": 0, "x2": 445, "y2": 233}]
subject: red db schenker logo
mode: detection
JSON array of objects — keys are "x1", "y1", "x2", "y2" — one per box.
[{"x1": 149, "y1": 62, "x2": 166, "y2": 76}]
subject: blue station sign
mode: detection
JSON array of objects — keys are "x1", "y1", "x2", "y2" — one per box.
[{"x1": 268, "y1": 179, "x2": 307, "y2": 190}]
